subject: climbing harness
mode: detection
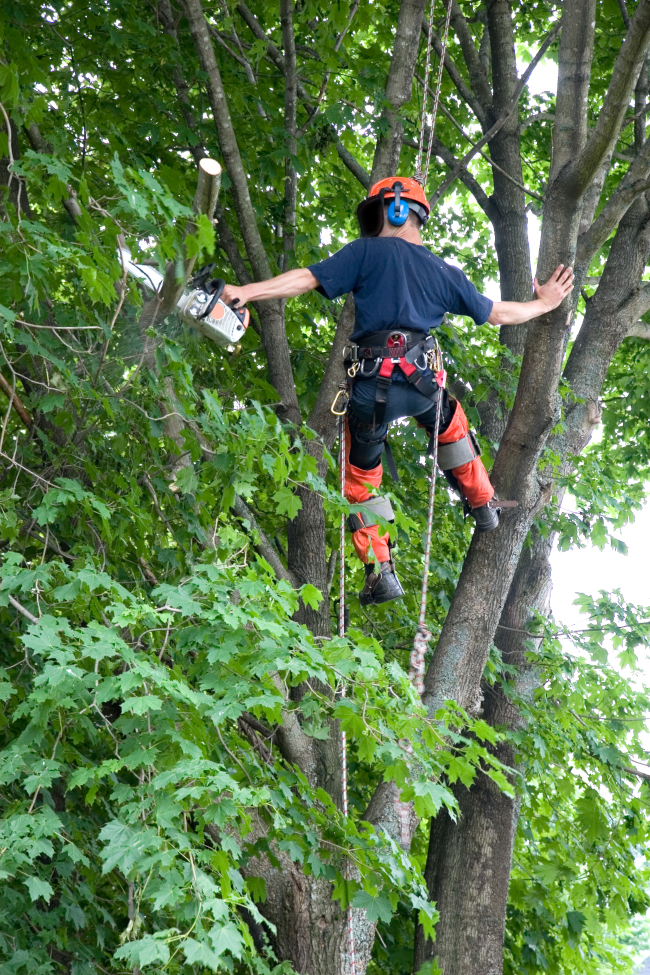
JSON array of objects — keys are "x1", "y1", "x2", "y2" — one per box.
[
  {"x1": 344, "y1": 330, "x2": 444, "y2": 429},
  {"x1": 414, "y1": 0, "x2": 453, "y2": 189}
]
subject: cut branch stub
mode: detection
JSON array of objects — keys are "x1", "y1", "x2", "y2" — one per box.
[{"x1": 192, "y1": 157, "x2": 222, "y2": 224}]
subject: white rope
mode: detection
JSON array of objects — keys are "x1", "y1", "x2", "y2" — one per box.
[
  {"x1": 409, "y1": 342, "x2": 444, "y2": 696},
  {"x1": 339, "y1": 409, "x2": 357, "y2": 975},
  {"x1": 415, "y1": 0, "x2": 453, "y2": 189},
  {"x1": 415, "y1": 0, "x2": 436, "y2": 181}
]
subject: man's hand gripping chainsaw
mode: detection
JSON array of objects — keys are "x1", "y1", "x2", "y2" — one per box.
[{"x1": 120, "y1": 249, "x2": 249, "y2": 348}]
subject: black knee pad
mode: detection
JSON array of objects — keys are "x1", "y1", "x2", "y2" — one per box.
[{"x1": 347, "y1": 411, "x2": 388, "y2": 470}]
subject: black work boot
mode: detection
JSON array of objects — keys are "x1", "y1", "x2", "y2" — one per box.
[
  {"x1": 469, "y1": 502, "x2": 500, "y2": 532},
  {"x1": 359, "y1": 561, "x2": 405, "y2": 607}
]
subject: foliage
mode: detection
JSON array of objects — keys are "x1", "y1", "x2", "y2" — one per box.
[{"x1": 0, "y1": 0, "x2": 650, "y2": 973}]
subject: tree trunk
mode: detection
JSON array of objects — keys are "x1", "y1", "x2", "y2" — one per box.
[{"x1": 418, "y1": 174, "x2": 650, "y2": 975}]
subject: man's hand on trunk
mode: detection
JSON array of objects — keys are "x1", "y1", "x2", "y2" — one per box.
[
  {"x1": 488, "y1": 264, "x2": 574, "y2": 326},
  {"x1": 534, "y1": 264, "x2": 575, "y2": 312}
]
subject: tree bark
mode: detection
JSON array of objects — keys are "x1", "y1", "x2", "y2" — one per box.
[
  {"x1": 419, "y1": 185, "x2": 650, "y2": 975},
  {"x1": 370, "y1": 0, "x2": 428, "y2": 183}
]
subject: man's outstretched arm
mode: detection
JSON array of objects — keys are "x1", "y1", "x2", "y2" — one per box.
[
  {"x1": 222, "y1": 268, "x2": 319, "y2": 306},
  {"x1": 487, "y1": 264, "x2": 575, "y2": 325}
]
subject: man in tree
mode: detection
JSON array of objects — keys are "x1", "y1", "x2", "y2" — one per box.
[{"x1": 223, "y1": 178, "x2": 574, "y2": 605}]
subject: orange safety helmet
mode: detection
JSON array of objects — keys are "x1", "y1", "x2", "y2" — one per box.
[{"x1": 357, "y1": 177, "x2": 430, "y2": 238}]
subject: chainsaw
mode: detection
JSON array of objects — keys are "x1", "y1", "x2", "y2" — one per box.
[{"x1": 119, "y1": 250, "x2": 249, "y2": 348}]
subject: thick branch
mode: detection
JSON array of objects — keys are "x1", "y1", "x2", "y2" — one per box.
[
  {"x1": 577, "y1": 134, "x2": 650, "y2": 264},
  {"x1": 426, "y1": 20, "x2": 487, "y2": 126},
  {"x1": 334, "y1": 138, "x2": 370, "y2": 188},
  {"x1": 370, "y1": 0, "x2": 428, "y2": 183},
  {"x1": 486, "y1": 0, "x2": 519, "y2": 116},
  {"x1": 566, "y1": 0, "x2": 650, "y2": 198},
  {"x1": 182, "y1": 0, "x2": 273, "y2": 281},
  {"x1": 449, "y1": 0, "x2": 492, "y2": 111},
  {"x1": 280, "y1": 0, "x2": 298, "y2": 269},
  {"x1": 627, "y1": 318, "x2": 650, "y2": 338},
  {"x1": 269, "y1": 674, "x2": 317, "y2": 780},
  {"x1": 215, "y1": 203, "x2": 252, "y2": 284}
]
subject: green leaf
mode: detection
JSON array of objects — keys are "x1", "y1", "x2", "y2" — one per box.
[
  {"x1": 208, "y1": 921, "x2": 244, "y2": 958},
  {"x1": 273, "y1": 486, "x2": 302, "y2": 519},
  {"x1": 351, "y1": 890, "x2": 393, "y2": 924},
  {"x1": 181, "y1": 938, "x2": 221, "y2": 970},
  {"x1": 300, "y1": 584, "x2": 323, "y2": 610},
  {"x1": 115, "y1": 935, "x2": 171, "y2": 966},
  {"x1": 24, "y1": 876, "x2": 54, "y2": 903},
  {"x1": 173, "y1": 464, "x2": 199, "y2": 495}
]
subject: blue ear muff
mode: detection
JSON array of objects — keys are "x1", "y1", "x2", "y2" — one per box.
[
  {"x1": 387, "y1": 199, "x2": 409, "y2": 226},
  {"x1": 387, "y1": 181, "x2": 409, "y2": 226}
]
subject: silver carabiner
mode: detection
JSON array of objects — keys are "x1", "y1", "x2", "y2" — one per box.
[
  {"x1": 358, "y1": 357, "x2": 381, "y2": 378},
  {"x1": 414, "y1": 351, "x2": 428, "y2": 371}
]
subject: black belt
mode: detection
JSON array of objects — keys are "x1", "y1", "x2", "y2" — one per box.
[{"x1": 345, "y1": 330, "x2": 442, "y2": 425}]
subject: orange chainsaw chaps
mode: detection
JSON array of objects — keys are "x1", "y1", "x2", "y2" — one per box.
[
  {"x1": 437, "y1": 401, "x2": 494, "y2": 508},
  {"x1": 344, "y1": 425, "x2": 391, "y2": 564}
]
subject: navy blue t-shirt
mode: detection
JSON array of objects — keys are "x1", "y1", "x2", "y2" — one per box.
[{"x1": 308, "y1": 237, "x2": 492, "y2": 343}]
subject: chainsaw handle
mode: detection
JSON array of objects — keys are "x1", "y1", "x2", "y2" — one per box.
[{"x1": 209, "y1": 278, "x2": 226, "y2": 301}]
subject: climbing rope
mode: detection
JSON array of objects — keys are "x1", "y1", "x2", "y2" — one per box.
[
  {"x1": 333, "y1": 4, "x2": 452, "y2": 962},
  {"x1": 414, "y1": 0, "x2": 453, "y2": 189},
  {"x1": 409, "y1": 342, "x2": 444, "y2": 696},
  {"x1": 338, "y1": 405, "x2": 357, "y2": 975}
]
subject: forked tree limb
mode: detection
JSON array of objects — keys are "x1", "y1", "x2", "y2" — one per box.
[
  {"x1": 564, "y1": 0, "x2": 650, "y2": 199},
  {"x1": 448, "y1": 0, "x2": 492, "y2": 110},
  {"x1": 429, "y1": 19, "x2": 562, "y2": 208}
]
